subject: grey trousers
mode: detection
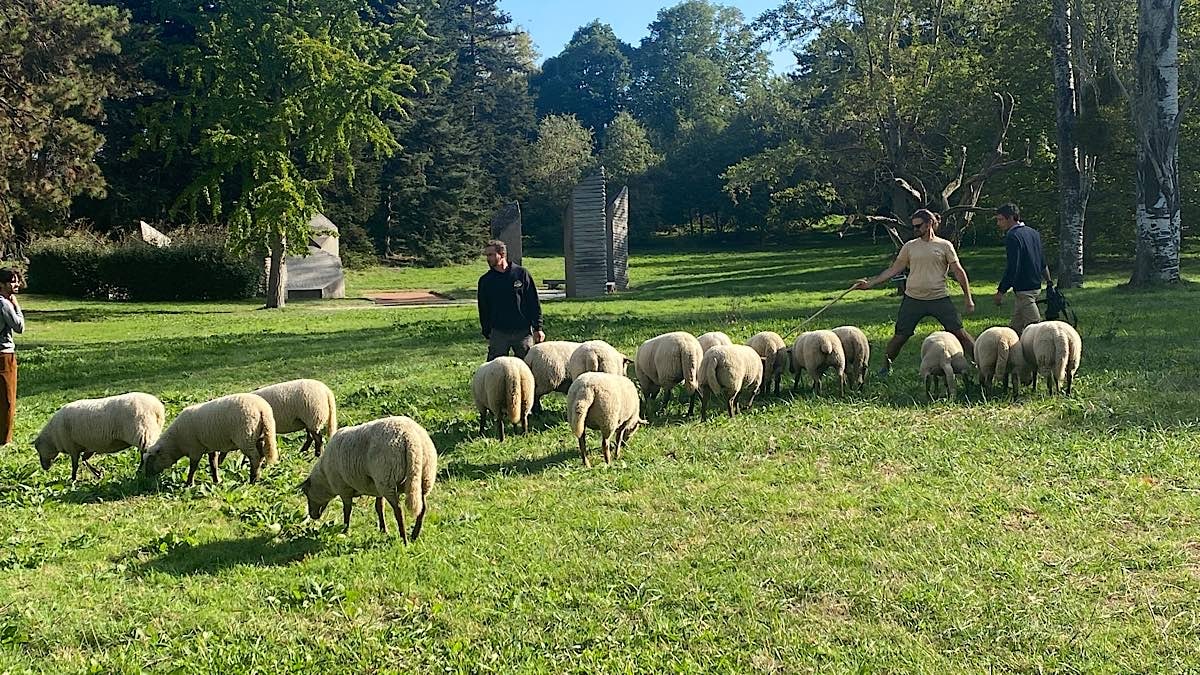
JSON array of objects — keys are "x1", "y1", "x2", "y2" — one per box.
[{"x1": 487, "y1": 329, "x2": 534, "y2": 360}]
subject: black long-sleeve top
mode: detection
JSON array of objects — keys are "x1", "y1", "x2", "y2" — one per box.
[
  {"x1": 477, "y1": 263, "x2": 543, "y2": 338},
  {"x1": 998, "y1": 223, "x2": 1048, "y2": 293}
]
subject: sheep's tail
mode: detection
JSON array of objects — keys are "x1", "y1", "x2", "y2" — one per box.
[
  {"x1": 942, "y1": 362, "x2": 957, "y2": 399},
  {"x1": 259, "y1": 410, "x2": 279, "y2": 465},
  {"x1": 404, "y1": 441, "x2": 426, "y2": 515},
  {"x1": 1048, "y1": 329, "x2": 1070, "y2": 389},
  {"x1": 681, "y1": 344, "x2": 702, "y2": 393},
  {"x1": 325, "y1": 387, "x2": 338, "y2": 439},
  {"x1": 504, "y1": 371, "x2": 522, "y2": 423},
  {"x1": 994, "y1": 340, "x2": 1011, "y2": 382},
  {"x1": 568, "y1": 386, "x2": 594, "y2": 439}
]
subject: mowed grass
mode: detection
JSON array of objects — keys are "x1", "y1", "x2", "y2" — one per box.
[{"x1": 2, "y1": 241, "x2": 1200, "y2": 672}]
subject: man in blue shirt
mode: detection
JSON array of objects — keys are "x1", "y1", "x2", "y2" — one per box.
[{"x1": 993, "y1": 203, "x2": 1052, "y2": 333}]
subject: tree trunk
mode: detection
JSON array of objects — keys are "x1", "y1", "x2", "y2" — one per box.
[
  {"x1": 1051, "y1": 0, "x2": 1094, "y2": 289},
  {"x1": 1130, "y1": 0, "x2": 1182, "y2": 285},
  {"x1": 265, "y1": 233, "x2": 287, "y2": 309}
]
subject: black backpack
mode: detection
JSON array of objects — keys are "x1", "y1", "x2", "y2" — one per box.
[{"x1": 1038, "y1": 284, "x2": 1078, "y2": 327}]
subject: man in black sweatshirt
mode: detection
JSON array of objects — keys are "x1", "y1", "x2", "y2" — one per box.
[
  {"x1": 478, "y1": 240, "x2": 544, "y2": 360},
  {"x1": 993, "y1": 203, "x2": 1053, "y2": 333}
]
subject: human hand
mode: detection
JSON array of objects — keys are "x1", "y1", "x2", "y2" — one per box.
[
  {"x1": 851, "y1": 279, "x2": 871, "y2": 291},
  {"x1": 993, "y1": 292, "x2": 1004, "y2": 306},
  {"x1": 965, "y1": 299, "x2": 976, "y2": 315},
  {"x1": 534, "y1": 330, "x2": 546, "y2": 344}
]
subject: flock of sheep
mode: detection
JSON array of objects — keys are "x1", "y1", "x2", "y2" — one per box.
[{"x1": 28, "y1": 319, "x2": 1082, "y2": 543}]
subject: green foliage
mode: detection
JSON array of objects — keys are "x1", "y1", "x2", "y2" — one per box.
[
  {"x1": 533, "y1": 21, "x2": 634, "y2": 134},
  {"x1": 26, "y1": 231, "x2": 263, "y2": 300},
  {"x1": 599, "y1": 112, "x2": 662, "y2": 185},
  {"x1": 0, "y1": 0, "x2": 128, "y2": 241}
]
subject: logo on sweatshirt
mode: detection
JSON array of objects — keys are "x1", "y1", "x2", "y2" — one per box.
[{"x1": 513, "y1": 280, "x2": 523, "y2": 291}]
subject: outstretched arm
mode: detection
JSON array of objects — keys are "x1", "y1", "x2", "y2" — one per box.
[{"x1": 852, "y1": 259, "x2": 906, "y2": 290}]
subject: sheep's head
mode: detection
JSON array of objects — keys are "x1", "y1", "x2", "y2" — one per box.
[
  {"x1": 139, "y1": 443, "x2": 174, "y2": 477},
  {"x1": 299, "y1": 477, "x2": 330, "y2": 520},
  {"x1": 33, "y1": 433, "x2": 57, "y2": 471}
]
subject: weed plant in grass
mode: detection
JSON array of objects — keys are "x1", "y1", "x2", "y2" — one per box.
[{"x1": 1, "y1": 243, "x2": 1199, "y2": 671}]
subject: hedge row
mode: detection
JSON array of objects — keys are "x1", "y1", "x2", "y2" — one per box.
[{"x1": 27, "y1": 233, "x2": 264, "y2": 301}]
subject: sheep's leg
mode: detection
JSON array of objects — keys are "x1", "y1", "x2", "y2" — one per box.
[
  {"x1": 660, "y1": 387, "x2": 672, "y2": 416},
  {"x1": 207, "y1": 452, "x2": 222, "y2": 484},
  {"x1": 298, "y1": 433, "x2": 314, "y2": 456},
  {"x1": 686, "y1": 392, "x2": 697, "y2": 417},
  {"x1": 479, "y1": 410, "x2": 488, "y2": 436},
  {"x1": 792, "y1": 371, "x2": 801, "y2": 393},
  {"x1": 248, "y1": 457, "x2": 261, "y2": 484},
  {"x1": 185, "y1": 456, "x2": 200, "y2": 487},
  {"x1": 577, "y1": 434, "x2": 591, "y2": 467},
  {"x1": 390, "y1": 499, "x2": 409, "y2": 545},
  {"x1": 81, "y1": 453, "x2": 102, "y2": 479},
  {"x1": 700, "y1": 389, "x2": 710, "y2": 422},
  {"x1": 410, "y1": 493, "x2": 427, "y2": 542},
  {"x1": 341, "y1": 497, "x2": 353, "y2": 533},
  {"x1": 1066, "y1": 371, "x2": 1074, "y2": 396},
  {"x1": 812, "y1": 373, "x2": 821, "y2": 396},
  {"x1": 614, "y1": 427, "x2": 626, "y2": 460},
  {"x1": 925, "y1": 375, "x2": 933, "y2": 401},
  {"x1": 601, "y1": 437, "x2": 612, "y2": 464},
  {"x1": 839, "y1": 373, "x2": 846, "y2": 397},
  {"x1": 521, "y1": 414, "x2": 529, "y2": 434},
  {"x1": 532, "y1": 395, "x2": 544, "y2": 415},
  {"x1": 727, "y1": 395, "x2": 736, "y2": 419},
  {"x1": 70, "y1": 454, "x2": 81, "y2": 482},
  {"x1": 314, "y1": 432, "x2": 324, "y2": 458},
  {"x1": 375, "y1": 496, "x2": 387, "y2": 533},
  {"x1": 746, "y1": 389, "x2": 758, "y2": 412},
  {"x1": 496, "y1": 418, "x2": 505, "y2": 443}
]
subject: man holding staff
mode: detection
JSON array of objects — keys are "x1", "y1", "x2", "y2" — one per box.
[{"x1": 851, "y1": 209, "x2": 976, "y2": 376}]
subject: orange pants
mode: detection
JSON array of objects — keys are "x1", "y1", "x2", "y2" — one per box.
[{"x1": 0, "y1": 353, "x2": 15, "y2": 445}]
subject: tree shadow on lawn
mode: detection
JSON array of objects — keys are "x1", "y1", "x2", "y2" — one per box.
[
  {"x1": 56, "y1": 470, "x2": 162, "y2": 504},
  {"x1": 442, "y1": 448, "x2": 578, "y2": 481},
  {"x1": 25, "y1": 307, "x2": 242, "y2": 324},
  {"x1": 132, "y1": 534, "x2": 324, "y2": 576}
]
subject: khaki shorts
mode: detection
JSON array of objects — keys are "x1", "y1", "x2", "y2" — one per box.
[{"x1": 1011, "y1": 291, "x2": 1041, "y2": 334}]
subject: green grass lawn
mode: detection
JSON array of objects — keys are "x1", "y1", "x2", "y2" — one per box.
[{"x1": 3, "y1": 241, "x2": 1200, "y2": 672}]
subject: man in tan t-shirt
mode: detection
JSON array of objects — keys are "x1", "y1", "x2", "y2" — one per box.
[{"x1": 851, "y1": 209, "x2": 976, "y2": 376}]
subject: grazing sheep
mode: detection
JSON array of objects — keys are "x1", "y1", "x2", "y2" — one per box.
[
  {"x1": 698, "y1": 345, "x2": 765, "y2": 421},
  {"x1": 976, "y1": 327, "x2": 1024, "y2": 395},
  {"x1": 471, "y1": 356, "x2": 535, "y2": 441},
  {"x1": 524, "y1": 341, "x2": 582, "y2": 413},
  {"x1": 919, "y1": 331, "x2": 972, "y2": 399},
  {"x1": 141, "y1": 393, "x2": 278, "y2": 486},
  {"x1": 790, "y1": 330, "x2": 846, "y2": 395},
  {"x1": 35, "y1": 393, "x2": 165, "y2": 481},
  {"x1": 634, "y1": 331, "x2": 704, "y2": 417},
  {"x1": 746, "y1": 331, "x2": 789, "y2": 396},
  {"x1": 567, "y1": 373, "x2": 645, "y2": 466},
  {"x1": 252, "y1": 379, "x2": 337, "y2": 457},
  {"x1": 697, "y1": 331, "x2": 734, "y2": 353},
  {"x1": 1018, "y1": 320, "x2": 1082, "y2": 395},
  {"x1": 301, "y1": 416, "x2": 437, "y2": 542},
  {"x1": 832, "y1": 326, "x2": 870, "y2": 392},
  {"x1": 566, "y1": 340, "x2": 631, "y2": 380}
]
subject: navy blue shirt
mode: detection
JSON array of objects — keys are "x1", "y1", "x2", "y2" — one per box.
[{"x1": 998, "y1": 223, "x2": 1048, "y2": 293}]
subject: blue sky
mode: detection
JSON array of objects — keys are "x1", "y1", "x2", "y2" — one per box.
[{"x1": 499, "y1": 0, "x2": 795, "y2": 73}]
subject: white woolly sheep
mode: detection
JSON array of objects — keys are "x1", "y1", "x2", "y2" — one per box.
[
  {"x1": 141, "y1": 393, "x2": 278, "y2": 486},
  {"x1": 1018, "y1": 320, "x2": 1082, "y2": 395},
  {"x1": 252, "y1": 379, "x2": 338, "y2": 457},
  {"x1": 919, "y1": 331, "x2": 972, "y2": 400},
  {"x1": 35, "y1": 392, "x2": 165, "y2": 481},
  {"x1": 566, "y1": 340, "x2": 631, "y2": 380},
  {"x1": 567, "y1": 373, "x2": 646, "y2": 466},
  {"x1": 634, "y1": 331, "x2": 704, "y2": 417},
  {"x1": 301, "y1": 416, "x2": 437, "y2": 542},
  {"x1": 524, "y1": 340, "x2": 582, "y2": 413},
  {"x1": 746, "y1": 331, "x2": 788, "y2": 396},
  {"x1": 697, "y1": 331, "x2": 734, "y2": 353},
  {"x1": 832, "y1": 326, "x2": 870, "y2": 392},
  {"x1": 976, "y1": 327, "x2": 1024, "y2": 395},
  {"x1": 790, "y1": 330, "x2": 846, "y2": 395},
  {"x1": 471, "y1": 356, "x2": 535, "y2": 441},
  {"x1": 699, "y1": 344, "x2": 765, "y2": 421}
]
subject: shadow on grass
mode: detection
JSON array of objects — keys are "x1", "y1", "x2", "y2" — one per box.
[
  {"x1": 443, "y1": 448, "x2": 578, "y2": 480},
  {"x1": 134, "y1": 534, "x2": 324, "y2": 576},
  {"x1": 56, "y1": 472, "x2": 161, "y2": 504}
]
